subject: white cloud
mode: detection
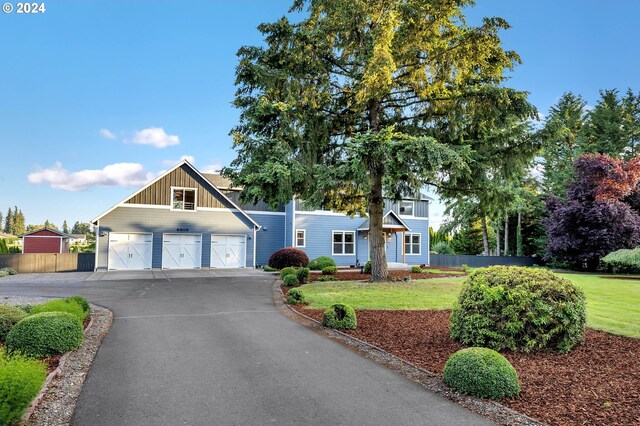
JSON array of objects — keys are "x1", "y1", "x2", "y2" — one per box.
[
  {"x1": 27, "y1": 162, "x2": 157, "y2": 192},
  {"x1": 130, "y1": 127, "x2": 179, "y2": 148},
  {"x1": 99, "y1": 128, "x2": 117, "y2": 140},
  {"x1": 202, "y1": 163, "x2": 223, "y2": 173},
  {"x1": 162, "y1": 155, "x2": 195, "y2": 168}
]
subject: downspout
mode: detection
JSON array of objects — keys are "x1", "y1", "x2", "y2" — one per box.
[
  {"x1": 291, "y1": 197, "x2": 296, "y2": 248},
  {"x1": 253, "y1": 226, "x2": 257, "y2": 268}
]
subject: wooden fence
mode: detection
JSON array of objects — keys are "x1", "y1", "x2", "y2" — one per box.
[
  {"x1": 0, "y1": 253, "x2": 95, "y2": 273},
  {"x1": 430, "y1": 254, "x2": 540, "y2": 268}
]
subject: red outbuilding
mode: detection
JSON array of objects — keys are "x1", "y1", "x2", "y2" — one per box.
[{"x1": 21, "y1": 228, "x2": 71, "y2": 254}]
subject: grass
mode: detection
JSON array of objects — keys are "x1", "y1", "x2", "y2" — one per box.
[{"x1": 299, "y1": 272, "x2": 640, "y2": 338}]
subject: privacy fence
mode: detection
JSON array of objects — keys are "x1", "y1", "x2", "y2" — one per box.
[
  {"x1": 0, "y1": 253, "x2": 95, "y2": 273},
  {"x1": 430, "y1": 254, "x2": 540, "y2": 268}
]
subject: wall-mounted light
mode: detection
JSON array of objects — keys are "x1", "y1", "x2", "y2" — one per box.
[{"x1": 100, "y1": 231, "x2": 107, "y2": 237}]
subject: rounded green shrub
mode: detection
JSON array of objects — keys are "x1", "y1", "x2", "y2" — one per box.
[
  {"x1": 317, "y1": 276, "x2": 339, "y2": 282},
  {"x1": 0, "y1": 349, "x2": 47, "y2": 425},
  {"x1": 411, "y1": 266, "x2": 422, "y2": 273},
  {"x1": 30, "y1": 298, "x2": 88, "y2": 322},
  {"x1": 364, "y1": 260, "x2": 371, "y2": 274},
  {"x1": 263, "y1": 265, "x2": 277, "y2": 272},
  {"x1": 309, "y1": 256, "x2": 336, "y2": 270},
  {"x1": 6, "y1": 312, "x2": 84, "y2": 358},
  {"x1": 322, "y1": 266, "x2": 337, "y2": 275},
  {"x1": 296, "y1": 267, "x2": 310, "y2": 284},
  {"x1": 443, "y1": 347, "x2": 520, "y2": 400},
  {"x1": 268, "y1": 247, "x2": 309, "y2": 269},
  {"x1": 286, "y1": 288, "x2": 306, "y2": 304},
  {"x1": 0, "y1": 271, "x2": 8, "y2": 278},
  {"x1": 283, "y1": 274, "x2": 299, "y2": 287},
  {"x1": 322, "y1": 303, "x2": 357, "y2": 330},
  {"x1": 450, "y1": 266, "x2": 586, "y2": 353},
  {"x1": 0, "y1": 305, "x2": 27, "y2": 342},
  {"x1": 0, "y1": 267, "x2": 17, "y2": 275},
  {"x1": 66, "y1": 295, "x2": 91, "y2": 316},
  {"x1": 280, "y1": 267, "x2": 297, "y2": 280},
  {"x1": 602, "y1": 247, "x2": 640, "y2": 273}
]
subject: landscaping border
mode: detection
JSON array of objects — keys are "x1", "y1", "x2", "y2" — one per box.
[
  {"x1": 21, "y1": 303, "x2": 113, "y2": 426},
  {"x1": 272, "y1": 280, "x2": 545, "y2": 426}
]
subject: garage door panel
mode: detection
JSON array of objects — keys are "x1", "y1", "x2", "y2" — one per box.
[
  {"x1": 162, "y1": 234, "x2": 202, "y2": 269},
  {"x1": 211, "y1": 235, "x2": 246, "y2": 268},
  {"x1": 108, "y1": 233, "x2": 152, "y2": 270}
]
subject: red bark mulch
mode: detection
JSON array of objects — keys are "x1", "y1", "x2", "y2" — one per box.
[
  {"x1": 294, "y1": 307, "x2": 640, "y2": 426},
  {"x1": 42, "y1": 354, "x2": 62, "y2": 374}
]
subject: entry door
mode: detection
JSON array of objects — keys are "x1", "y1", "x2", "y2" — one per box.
[
  {"x1": 108, "y1": 233, "x2": 153, "y2": 270},
  {"x1": 210, "y1": 235, "x2": 246, "y2": 268},
  {"x1": 162, "y1": 234, "x2": 202, "y2": 269}
]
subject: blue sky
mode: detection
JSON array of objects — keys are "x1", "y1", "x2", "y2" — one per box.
[{"x1": 1, "y1": 0, "x2": 639, "y2": 230}]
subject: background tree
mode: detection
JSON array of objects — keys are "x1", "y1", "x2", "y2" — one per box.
[
  {"x1": 71, "y1": 222, "x2": 92, "y2": 235},
  {"x1": 225, "y1": 0, "x2": 529, "y2": 280},
  {"x1": 544, "y1": 154, "x2": 640, "y2": 270},
  {"x1": 449, "y1": 221, "x2": 484, "y2": 255},
  {"x1": 62, "y1": 220, "x2": 69, "y2": 234},
  {"x1": 3, "y1": 208, "x2": 12, "y2": 234}
]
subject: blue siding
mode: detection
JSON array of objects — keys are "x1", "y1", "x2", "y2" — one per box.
[
  {"x1": 251, "y1": 213, "x2": 286, "y2": 266},
  {"x1": 402, "y1": 218, "x2": 430, "y2": 265},
  {"x1": 284, "y1": 200, "x2": 295, "y2": 247}
]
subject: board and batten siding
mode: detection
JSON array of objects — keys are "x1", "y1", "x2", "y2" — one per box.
[
  {"x1": 125, "y1": 164, "x2": 233, "y2": 209},
  {"x1": 96, "y1": 206, "x2": 254, "y2": 270},
  {"x1": 384, "y1": 199, "x2": 429, "y2": 218}
]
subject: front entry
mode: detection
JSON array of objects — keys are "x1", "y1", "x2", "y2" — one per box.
[
  {"x1": 162, "y1": 234, "x2": 202, "y2": 269},
  {"x1": 210, "y1": 235, "x2": 246, "y2": 268}
]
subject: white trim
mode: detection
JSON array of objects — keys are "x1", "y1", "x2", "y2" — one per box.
[
  {"x1": 404, "y1": 232, "x2": 422, "y2": 255},
  {"x1": 244, "y1": 210, "x2": 285, "y2": 216},
  {"x1": 118, "y1": 203, "x2": 170, "y2": 209},
  {"x1": 170, "y1": 187, "x2": 198, "y2": 212},
  {"x1": 94, "y1": 220, "x2": 99, "y2": 271},
  {"x1": 291, "y1": 197, "x2": 296, "y2": 247},
  {"x1": 295, "y1": 229, "x2": 306, "y2": 248},
  {"x1": 296, "y1": 210, "x2": 355, "y2": 217},
  {"x1": 60, "y1": 237, "x2": 63, "y2": 253},
  {"x1": 399, "y1": 216, "x2": 429, "y2": 221},
  {"x1": 385, "y1": 210, "x2": 411, "y2": 230},
  {"x1": 22, "y1": 235, "x2": 64, "y2": 238},
  {"x1": 331, "y1": 230, "x2": 356, "y2": 256},
  {"x1": 161, "y1": 233, "x2": 203, "y2": 269},
  {"x1": 399, "y1": 200, "x2": 415, "y2": 216},
  {"x1": 252, "y1": 228, "x2": 257, "y2": 268}
]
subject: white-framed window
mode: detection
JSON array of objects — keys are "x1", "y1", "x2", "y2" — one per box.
[
  {"x1": 296, "y1": 229, "x2": 306, "y2": 247},
  {"x1": 405, "y1": 233, "x2": 421, "y2": 255},
  {"x1": 399, "y1": 200, "x2": 414, "y2": 216},
  {"x1": 332, "y1": 231, "x2": 355, "y2": 255},
  {"x1": 171, "y1": 187, "x2": 197, "y2": 211}
]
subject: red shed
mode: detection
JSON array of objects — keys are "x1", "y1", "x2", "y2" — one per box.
[{"x1": 21, "y1": 228, "x2": 71, "y2": 254}]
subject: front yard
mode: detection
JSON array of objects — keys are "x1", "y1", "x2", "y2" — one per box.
[{"x1": 287, "y1": 271, "x2": 640, "y2": 426}]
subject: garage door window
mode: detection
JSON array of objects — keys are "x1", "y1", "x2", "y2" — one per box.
[{"x1": 172, "y1": 187, "x2": 197, "y2": 211}]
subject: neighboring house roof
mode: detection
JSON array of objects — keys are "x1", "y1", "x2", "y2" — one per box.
[
  {"x1": 0, "y1": 232, "x2": 16, "y2": 239},
  {"x1": 202, "y1": 173, "x2": 238, "y2": 190},
  {"x1": 21, "y1": 227, "x2": 71, "y2": 238},
  {"x1": 70, "y1": 234, "x2": 87, "y2": 240},
  {"x1": 358, "y1": 211, "x2": 411, "y2": 232},
  {"x1": 91, "y1": 159, "x2": 260, "y2": 229}
]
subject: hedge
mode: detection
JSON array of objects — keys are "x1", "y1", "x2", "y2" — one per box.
[
  {"x1": 601, "y1": 247, "x2": 640, "y2": 273},
  {"x1": 6, "y1": 312, "x2": 84, "y2": 358}
]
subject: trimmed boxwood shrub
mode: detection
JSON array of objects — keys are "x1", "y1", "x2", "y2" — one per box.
[
  {"x1": 283, "y1": 274, "x2": 299, "y2": 287},
  {"x1": 286, "y1": 288, "x2": 306, "y2": 304},
  {"x1": 30, "y1": 298, "x2": 88, "y2": 322},
  {"x1": 450, "y1": 266, "x2": 586, "y2": 353},
  {"x1": 443, "y1": 347, "x2": 520, "y2": 399},
  {"x1": 263, "y1": 266, "x2": 277, "y2": 272},
  {"x1": 309, "y1": 256, "x2": 336, "y2": 270},
  {"x1": 322, "y1": 303, "x2": 357, "y2": 330},
  {"x1": 0, "y1": 305, "x2": 27, "y2": 342},
  {"x1": 601, "y1": 247, "x2": 640, "y2": 273},
  {"x1": 322, "y1": 266, "x2": 337, "y2": 275},
  {"x1": 411, "y1": 266, "x2": 422, "y2": 273},
  {"x1": 364, "y1": 260, "x2": 371, "y2": 274},
  {"x1": 280, "y1": 267, "x2": 297, "y2": 280},
  {"x1": 6, "y1": 312, "x2": 84, "y2": 358},
  {"x1": 0, "y1": 349, "x2": 47, "y2": 425},
  {"x1": 268, "y1": 247, "x2": 309, "y2": 269},
  {"x1": 66, "y1": 296, "x2": 91, "y2": 316},
  {"x1": 296, "y1": 267, "x2": 310, "y2": 284}
]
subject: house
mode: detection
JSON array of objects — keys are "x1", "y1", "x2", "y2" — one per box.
[
  {"x1": 92, "y1": 160, "x2": 430, "y2": 271},
  {"x1": 21, "y1": 228, "x2": 71, "y2": 254},
  {"x1": 69, "y1": 234, "x2": 88, "y2": 244}
]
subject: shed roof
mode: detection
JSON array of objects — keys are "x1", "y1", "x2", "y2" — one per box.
[{"x1": 21, "y1": 227, "x2": 71, "y2": 238}]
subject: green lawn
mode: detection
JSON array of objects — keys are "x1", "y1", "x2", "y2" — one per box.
[{"x1": 300, "y1": 273, "x2": 640, "y2": 338}]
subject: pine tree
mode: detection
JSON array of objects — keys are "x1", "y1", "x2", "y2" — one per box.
[
  {"x1": 62, "y1": 220, "x2": 69, "y2": 234},
  {"x1": 13, "y1": 208, "x2": 25, "y2": 236},
  {"x1": 3, "y1": 208, "x2": 12, "y2": 234}
]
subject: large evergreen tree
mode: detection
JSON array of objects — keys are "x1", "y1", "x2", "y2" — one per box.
[
  {"x1": 224, "y1": 0, "x2": 532, "y2": 280},
  {"x1": 3, "y1": 208, "x2": 12, "y2": 235},
  {"x1": 62, "y1": 220, "x2": 69, "y2": 234}
]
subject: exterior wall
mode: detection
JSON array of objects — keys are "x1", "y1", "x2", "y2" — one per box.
[
  {"x1": 294, "y1": 212, "x2": 367, "y2": 267},
  {"x1": 401, "y1": 217, "x2": 430, "y2": 265},
  {"x1": 96, "y1": 206, "x2": 254, "y2": 270},
  {"x1": 23, "y1": 236, "x2": 65, "y2": 254},
  {"x1": 284, "y1": 200, "x2": 295, "y2": 248},
  {"x1": 250, "y1": 213, "x2": 286, "y2": 266}
]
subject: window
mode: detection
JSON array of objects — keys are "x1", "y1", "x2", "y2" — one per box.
[
  {"x1": 399, "y1": 200, "x2": 414, "y2": 216},
  {"x1": 332, "y1": 231, "x2": 355, "y2": 255},
  {"x1": 171, "y1": 188, "x2": 196, "y2": 211},
  {"x1": 404, "y1": 233, "x2": 421, "y2": 255},
  {"x1": 296, "y1": 229, "x2": 306, "y2": 247}
]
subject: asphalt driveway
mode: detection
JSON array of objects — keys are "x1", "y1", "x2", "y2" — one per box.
[{"x1": 0, "y1": 272, "x2": 492, "y2": 425}]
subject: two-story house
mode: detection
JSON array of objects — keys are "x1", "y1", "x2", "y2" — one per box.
[{"x1": 92, "y1": 160, "x2": 430, "y2": 270}]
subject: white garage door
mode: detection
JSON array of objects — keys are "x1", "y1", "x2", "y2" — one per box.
[
  {"x1": 162, "y1": 234, "x2": 202, "y2": 269},
  {"x1": 108, "y1": 233, "x2": 153, "y2": 270},
  {"x1": 210, "y1": 235, "x2": 246, "y2": 268}
]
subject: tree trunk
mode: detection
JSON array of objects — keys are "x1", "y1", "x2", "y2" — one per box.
[
  {"x1": 481, "y1": 216, "x2": 489, "y2": 256},
  {"x1": 504, "y1": 212, "x2": 509, "y2": 256},
  {"x1": 496, "y1": 224, "x2": 500, "y2": 256},
  {"x1": 516, "y1": 211, "x2": 523, "y2": 257},
  {"x1": 369, "y1": 171, "x2": 389, "y2": 282}
]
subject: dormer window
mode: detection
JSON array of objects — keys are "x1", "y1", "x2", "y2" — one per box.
[
  {"x1": 172, "y1": 188, "x2": 196, "y2": 211},
  {"x1": 399, "y1": 200, "x2": 414, "y2": 216}
]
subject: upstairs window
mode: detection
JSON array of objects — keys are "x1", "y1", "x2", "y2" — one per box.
[
  {"x1": 172, "y1": 188, "x2": 196, "y2": 211},
  {"x1": 333, "y1": 231, "x2": 355, "y2": 255},
  {"x1": 296, "y1": 229, "x2": 306, "y2": 247},
  {"x1": 399, "y1": 201, "x2": 414, "y2": 216}
]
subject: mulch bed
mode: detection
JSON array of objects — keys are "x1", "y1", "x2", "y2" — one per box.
[{"x1": 294, "y1": 307, "x2": 640, "y2": 426}]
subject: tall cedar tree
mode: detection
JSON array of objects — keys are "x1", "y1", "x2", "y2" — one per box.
[
  {"x1": 544, "y1": 154, "x2": 640, "y2": 270},
  {"x1": 225, "y1": 0, "x2": 530, "y2": 280}
]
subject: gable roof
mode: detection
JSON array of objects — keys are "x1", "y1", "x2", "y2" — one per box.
[
  {"x1": 357, "y1": 210, "x2": 411, "y2": 232},
  {"x1": 91, "y1": 160, "x2": 260, "y2": 228},
  {"x1": 21, "y1": 227, "x2": 71, "y2": 238}
]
